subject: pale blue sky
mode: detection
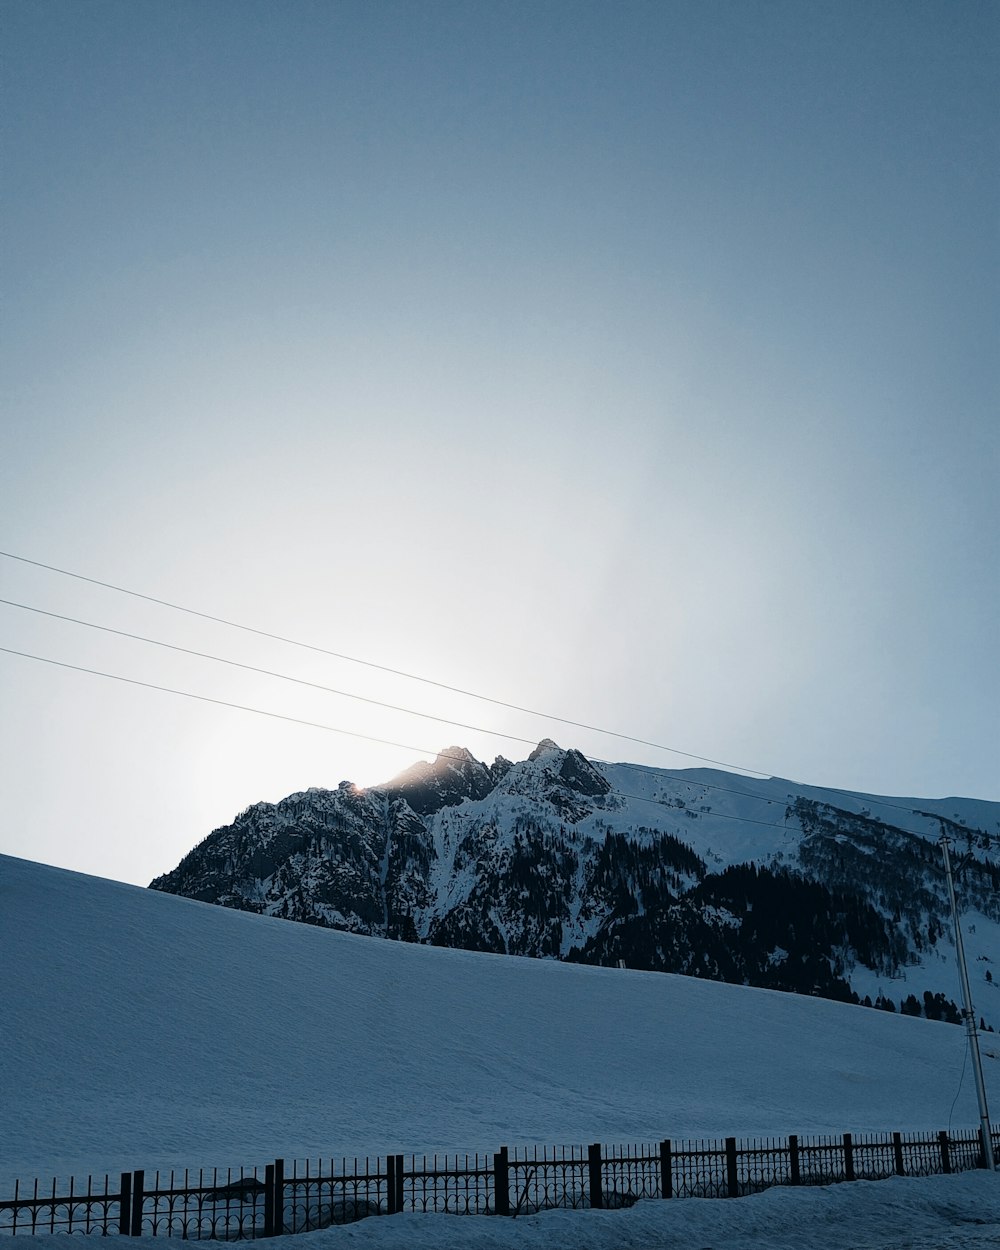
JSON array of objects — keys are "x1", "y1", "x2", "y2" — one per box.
[{"x1": 2, "y1": 0, "x2": 997, "y2": 885}]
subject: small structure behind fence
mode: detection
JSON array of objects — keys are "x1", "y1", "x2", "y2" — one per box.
[{"x1": 2, "y1": 1124, "x2": 997, "y2": 1237}]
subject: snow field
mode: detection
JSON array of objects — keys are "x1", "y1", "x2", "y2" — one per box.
[{"x1": 1, "y1": 853, "x2": 997, "y2": 1193}]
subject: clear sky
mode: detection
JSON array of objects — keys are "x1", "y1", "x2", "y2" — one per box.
[{"x1": 2, "y1": 0, "x2": 997, "y2": 888}]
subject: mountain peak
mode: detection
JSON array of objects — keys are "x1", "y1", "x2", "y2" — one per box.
[
  {"x1": 528, "y1": 738, "x2": 562, "y2": 761},
  {"x1": 380, "y1": 746, "x2": 494, "y2": 816},
  {"x1": 436, "y1": 746, "x2": 476, "y2": 766}
]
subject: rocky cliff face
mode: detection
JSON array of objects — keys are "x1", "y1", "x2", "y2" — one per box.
[{"x1": 150, "y1": 741, "x2": 1000, "y2": 1025}]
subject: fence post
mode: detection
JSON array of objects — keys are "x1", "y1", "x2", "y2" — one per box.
[
  {"x1": 394, "y1": 1154, "x2": 404, "y2": 1214},
  {"x1": 493, "y1": 1147, "x2": 510, "y2": 1216},
  {"x1": 118, "y1": 1172, "x2": 132, "y2": 1236},
  {"x1": 273, "y1": 1159, "x2": 284, "y2": 1235},
  {"x1": 386, "y1": 1156, "x2": 398, "y2": 1215},
  {"x1": 659, "y1": 1140, "x2": 672, "y2": 1199},
  {"x1": 725, "y1": 1138, "x2": 739, "y2": 1198},
  {"x1": 892, "y1": 1133, "x2": 904, "y2": 1176},
  {"x1": 129, "y1": 1171, "x2": 144, "y2": 1238},
  {"x1": 938, "y1": 1131, "x2": 951, "y2": 1175},
  {"x1": 788, "y1": 1135, "x2": 800, "y2": 1186},
  {"x1": 263, "y1": 1163, "x2": 275, "y2": 1236},
  {"x1": 588, "y1": 1143, "x2": 603, "y2": 1210},
  {"x1": 842, "y1": 1133, "x2": 854, "y2": 1182}
]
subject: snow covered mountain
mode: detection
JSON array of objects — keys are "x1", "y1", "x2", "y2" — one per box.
[{"x1": 151, "y1": 741, "x2": 1000, "y2": 1027}]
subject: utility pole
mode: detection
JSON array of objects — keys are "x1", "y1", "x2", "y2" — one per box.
[{"x1": 939, "y1": 831, "x2": 996, "y2": 1169}]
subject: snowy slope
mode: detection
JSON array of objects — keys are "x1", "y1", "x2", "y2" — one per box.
[
  {"x1": 2, "y1": 853, "x2": 997, "y2": 1191},
  {"x1": 592, "y1": 762, "x2": 1000, "y2": 865}
]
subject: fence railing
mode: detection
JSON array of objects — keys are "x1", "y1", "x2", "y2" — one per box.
[{"x1": 2, "y1": 1124, "x2": 997, "y2": 1237}]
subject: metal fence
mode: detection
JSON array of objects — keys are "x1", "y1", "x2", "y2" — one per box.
[{"x1": 2, "y1": 1123, "x2": 997, "y2": 1237}]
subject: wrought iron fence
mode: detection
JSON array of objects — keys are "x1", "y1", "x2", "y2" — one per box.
[
  {"x1": 282, "y1": 1158, "x2": 388, "y2": 1233},
  {"x1": 1, "y1": 1122, "x2": 997, "y2": 1237},
  {"x1": 404, "y1": 1153, "x2": 492, "y2": 1217},
  {"x1": 136, "y1": 1168, "x2": 269, "y2": 1239}
]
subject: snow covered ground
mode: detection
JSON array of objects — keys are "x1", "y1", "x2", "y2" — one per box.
[
  {"x1": 2, "y1": 853, "x2": 998, "y2": 1244},
  {"x1": 17, "y1": 1172, "x2": 1000, "y2": 1248},
  {"x1": 223, "y1": 1172, "x2": 1000, "y2": 1250}
]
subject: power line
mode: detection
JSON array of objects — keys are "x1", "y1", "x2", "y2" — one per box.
[
  {"x1": 0, "y1": 645, "x2": 451, "y2": 760},
  {"x1": 0, "y1": 552, "x2": 931, "y2": 824},
  {"x1": 0, "y1": 597, "x2": 543, "y2": 753},
  {"x1": 0, "y1": 644, "x2": 813, "y2": 839},
  {"x1": 0, "y1": 549, "x2": 769, "y2": 776},
  {"x1": 0, "y1": 596, "x2": 853, "y2": 817}
]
